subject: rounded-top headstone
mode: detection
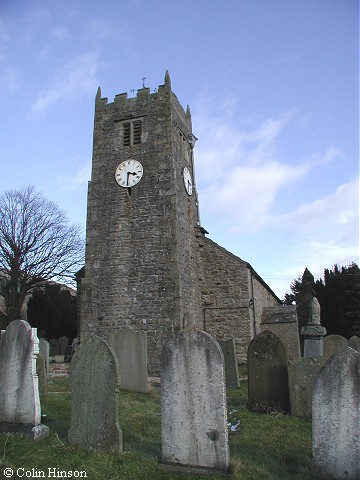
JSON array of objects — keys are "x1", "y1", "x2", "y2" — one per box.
[
  {"x1": 0, "y1": 320, "x2": 41, "y2": 425},
  {"x1": 247, "y1": 330, "x2": 290, "y2": 412},
  {"x1": 68, "y1": 335, "x2": 122, "y2": 452},
  {"x1": 312, "y1": 347, "x2": 360, "y2": 479},
  {"x1": 160, "y1": 331, "x2": 230, "y2": 471}
]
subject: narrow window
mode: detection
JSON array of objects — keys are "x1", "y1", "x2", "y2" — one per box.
[
  {"x1": 133, "y1": 120, "x2": 142, "y2": 144},
  {"x1": 123, "y1": 122, "x2": 131, "y2": 146}
]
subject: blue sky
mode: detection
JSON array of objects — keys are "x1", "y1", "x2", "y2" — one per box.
[{"x1": 0, "y1": 0, "x2": 358, "y2": 298}]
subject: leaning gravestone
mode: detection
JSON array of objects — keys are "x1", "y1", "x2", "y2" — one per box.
[
  {"x1": 217, "y1": 338, "x2": 240, "y2": 389},
  {"x1": 109, "y1": 328, "x2": 149, "y2": 393},
  {"x1": 0, "y1": 320, "x2": 49, "y2": 440},
  {"x1": 288, "y1": 357, "x2": 327, "y2": 418},
  {"x1": 323, "y1": 334, "x2": 348, "y2": 359},
  {"x1": 312, "y1": 347, "x2": 360, "y2": 479},
  {"x1": 248, "y1": 330, "x2": 290, "y2": 412},
  {"x1": 160, "y1": 331, "x2": 230, "y2": 472},
  {"x1": 68, "y1": 335, "x2": 122, "y2": 452},
  {"x1": 348, "y1": 335, "x2": 360, "y2": 352}
]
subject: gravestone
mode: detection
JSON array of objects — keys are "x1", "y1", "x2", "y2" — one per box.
[
  {"x1": 59, "y1": 336, "x2": 69, "y2": 355},
  {"x1": 49, "y1": 338, "x2": 61, "y2": 356},
  {"x1": 248, "y1": 330, "x2": 290, "y2": 412},
  {"x1": 160, "y1": 331, "x2": 230, "y2": 472},
  {"x1": 108, "y1": 328, "x2": 149, "y2": 393},
  {"x1": 39, "y1": 338, "x2": 49, "y2": 377},
  {"x1": 36, "y1": 354, "x2": 48, "y2": 397},
  {"x1": 260, "y1": 305, "x2": 301, "y2": 364},
  {"x1": 0, "y1": 320, "x2": 49, "y2": 440},
  {"x1": 323, "y1": 334, "x2": 348, "y2": 359},
  {"x1": 312, "y1": 347, "x2": 360, "y2": 479},
  {"x1": 217, "y1": 338, "x2": 240, "y2": 389},
  {"x1": 68, "y1": 335, "x2": 122, "y2": 452},
  {"x1": 288, "y1": 357, "x2": 327, "y2": 418},
  {"x1": 301, "y1": 297, "x2": 327, "y2": 358},
  {"x1": 348, "y1": 335, "x2": 360, "y2": 352}
]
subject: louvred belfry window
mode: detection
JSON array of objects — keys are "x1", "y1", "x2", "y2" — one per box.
[{"x1": 123, "y1": 120, "x2": 142, "y2": 146}]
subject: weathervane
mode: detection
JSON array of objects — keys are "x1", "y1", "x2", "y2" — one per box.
[{"x1": 129, "y1": 77, "x2": 157, "y2": 94}]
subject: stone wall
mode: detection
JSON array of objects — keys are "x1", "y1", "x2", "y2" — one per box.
[{"x1": 199, "y1": 237, "x2": 281, "y2": 363}]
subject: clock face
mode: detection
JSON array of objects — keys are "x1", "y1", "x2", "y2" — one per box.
[
  {"x1": 115, "y1": 160, "x2": 143, "y2": 188},
  {"x1": 183, "y1": 167, "x2": 193, "y2": 195}
]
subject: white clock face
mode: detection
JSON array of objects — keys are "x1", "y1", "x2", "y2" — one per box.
[
  {"x1": 183, "y1": 167, "x2": 193, "y2": 195},
  {"x1": 115, "y1": 160, "x2": 143, "y2": 188}
]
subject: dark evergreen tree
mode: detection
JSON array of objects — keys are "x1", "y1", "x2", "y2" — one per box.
[
  {"x1": 27, "y1": 283, "x2": 78, "y2": 340},
  {"x1": 316, "y1": 263, "x2": 360, "y2": 338},
  {"x1": 285, "y1": 263, "x2": 360, "y2": 339},
  {"x1": 284, "y1": 268, "x2": 315, "y2": 334}
]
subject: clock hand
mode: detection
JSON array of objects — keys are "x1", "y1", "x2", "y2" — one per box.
[{"x1": 126, "y1": 171, "x2": 137, "y2": 185}]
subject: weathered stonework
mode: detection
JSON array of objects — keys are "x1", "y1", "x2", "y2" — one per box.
[
  {"x1": 79, "y1": 73, "x2": 202, "y2": 375},
  {"x1": 78, "y1": 72, "x2": 281, "y2": 373},
  {"x1": 260, "y1": 305, "x2": 301, "y2": 364},
  {"x1": 199, "y1": 237, "x2": 281, "y2": 363}
]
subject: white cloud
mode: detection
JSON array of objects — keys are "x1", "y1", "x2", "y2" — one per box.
[
  {"x1": 50, "y1": 26, "x2": 70, "y2": 40},
  {"x1": 191, "y1": 99, "x2": 358, "y2": 299},
  {"x1": 193, "y1": 100, "x2": 348, "y2": 237},
  {"x1": 31, "y1": 52, "x2": 100, "y2": 114},
  {"x1": 194, "y1": 105, "x2": 315, "y2": 232},
  {"x1": 274, "y1": 178, "x2": 359, "y2": 261},
  {"x1": 265, "y1": 178, "x2": 359, "y2": 296},
  {"x1": 58, "y1": 164, "x2": 91, "y2": 191}
]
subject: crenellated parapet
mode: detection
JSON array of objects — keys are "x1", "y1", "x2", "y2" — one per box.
[{"x1": 95, "y1": 70, "x2": 174, "y2": 111}]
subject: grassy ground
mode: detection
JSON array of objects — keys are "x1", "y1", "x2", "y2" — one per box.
[{"x1": 0, "y1": 376, "x2": 315, "y2": 480}]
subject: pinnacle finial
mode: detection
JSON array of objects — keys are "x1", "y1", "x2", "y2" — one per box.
[
  {"x1": 164, "y1": 70, "x2": 171, "y2": 89},
  {"x1": 95, "y1": 86, "x2": 102, "y2": 108}
]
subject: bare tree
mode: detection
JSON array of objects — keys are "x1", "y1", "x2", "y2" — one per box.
[{"x1": 0, "y1": 186, "x2": 84, "y2": 327}]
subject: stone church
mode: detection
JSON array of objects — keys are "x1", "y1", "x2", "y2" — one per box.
[{"x1": 77, "y1": 71, "x2": 281, "y2": 374}]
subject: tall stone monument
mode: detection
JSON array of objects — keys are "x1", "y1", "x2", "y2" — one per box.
[
  {"x1": 301, "y1": 297, "x2": 326, "y2": 358},
  {"x1": 0, "y1": 320, "x2": 49, "y2": 440}
]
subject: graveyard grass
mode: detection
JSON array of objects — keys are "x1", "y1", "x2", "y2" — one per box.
[{"x1": 0, "y1": 375, "x2": 315, "y2": 480}]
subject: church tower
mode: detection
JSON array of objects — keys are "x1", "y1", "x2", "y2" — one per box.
[{"x1": 79, "y1": 72, "x2": 203, "y2": 374}]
